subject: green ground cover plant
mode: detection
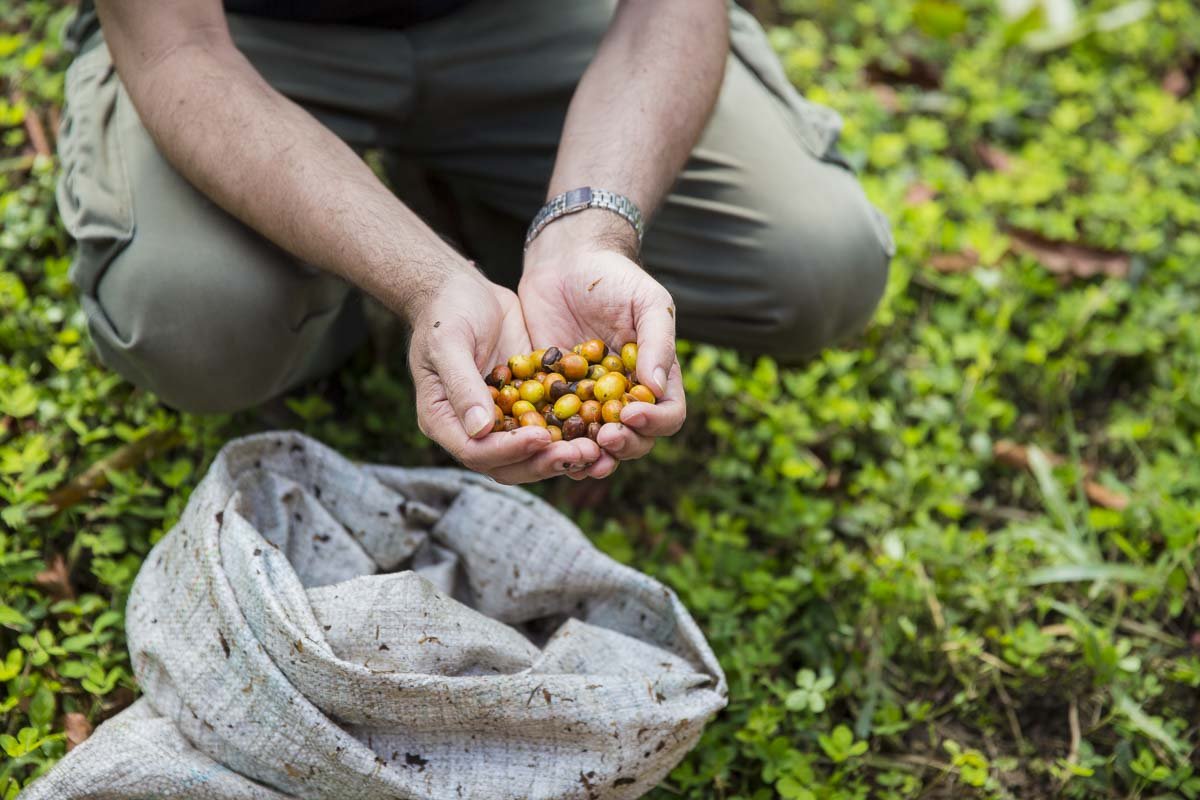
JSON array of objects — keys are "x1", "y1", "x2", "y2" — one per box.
[{"x1": 2, "y1": 0, "x2": 1199, "y2": 797}]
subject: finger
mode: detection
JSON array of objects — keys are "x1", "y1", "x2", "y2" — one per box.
[
  {"x1": 584, "y1": 451, "x2": 619, "y2": 479},
  {"x1": 453, "y1": 424, "x2": 554, "y2": 473},
  {"x1": 596, "y1": 422, "x2": 655, "y2": 461},
  {"x1": 431, "y1": 333, "x2": 501, "y2": 439},
  {"x1": 488, "y1": 440, "x2": 600, "y2": 485},
  {"x1": 633, "y1": 290, "x2": 677, "y2": 398},
  {"x1": 621, "y1": 360, "x2": 686, "y2": 437}
]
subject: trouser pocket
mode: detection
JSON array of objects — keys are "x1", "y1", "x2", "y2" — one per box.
[{"x1": 56, "y1": 41, "x2": 135, "y2": 301}]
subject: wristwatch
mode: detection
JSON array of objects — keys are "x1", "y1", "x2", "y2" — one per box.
[{"x1": 524, "y1": 187, "x2": 645, "y2": 250}]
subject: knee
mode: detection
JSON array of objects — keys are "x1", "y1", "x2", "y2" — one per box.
[
  {"x1": 757, "y1": 176, "x2": 892, "y2": 363},
  {"x1": 87, "y1": 249, "x2": 330, "y2": 415}
]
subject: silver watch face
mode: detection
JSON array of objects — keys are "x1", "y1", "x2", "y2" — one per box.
[{"x1": 562, "y1": 187, "x2": 593, "y2": 211}]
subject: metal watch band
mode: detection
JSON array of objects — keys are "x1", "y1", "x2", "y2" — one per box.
[{"x1": 524, "y1": 187, "x2": 645, "y2": 250}]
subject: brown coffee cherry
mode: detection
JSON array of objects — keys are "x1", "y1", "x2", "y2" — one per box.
[
  {"x1": 487, "y1": 364, "x2": 512, "y2": 387},
  {"x1": 587, "y1": 421, "x2": 602, "y2": 441},
  {"x1": 579, "y1": 400, "x2": 602, "y2": 425},
  {"x1": 511, "y1": 400, "x2": 536, "y2": 418},
  {"x1": 628, "y1": 384, "x2": 657, "y2": 404},
  {"x1": 548, "y1": 425, "x2": 563, "y2": 442},
  {"x1": 519, "y1": 380, "x2": 545, "y2": 404},
  {"x1": 620, "y1": 342, "x2": 638, "y2": 373},
  {"x1": 541, "y1": 346, "x2": 563, "y2": 370},
  {"x1": 545, "y1": 411, "x2": 564, "y2": 428},
  {"x1": 543, "y1": 371, "x2": 566, "y2": 392},
  {"x1": 575, "y1": 379, "x2": 596, "y2": 401},
  {"x1": 549, "y1": 378, "x2": 572, "y2": 401},
  {"x1": 503, "y1": 417, "x2": 519, "y2": 432},
  {"x1": 553, "y1": 393, "x2": 582, "y2": 420},
  {"x1": 580, "y1": 338, "x2": 607, "y2": 363},
  {"x1": 497, "y1": 386, "x2": 519, "y2": 414},
  {"x1": 593, "y1": 372, "x2": 628, "y2": 403},
  {"x1": 519, "y1": 410, "x2": 547, "y2": 428},
  {"x1": 562, "y1": 416, "x2": 586, "y2": 440},
  {"x1": 560, "y1": 353, "x2": 589, "y2": 380},
  {"x1": 601, "y1": 399, "x2": 623, "y2": 424},
  {"x1": 601, "y1": 354, "x2": 624, "y2": 374},
  {"x1": 488, "y1": 386, "x2": 500, "y2": 402}
]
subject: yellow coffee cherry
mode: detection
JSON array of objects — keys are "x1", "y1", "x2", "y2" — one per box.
[
  {"x1": 509, "y1": 353, "x2": 536, "y2": 380},
  {"x1": 628, "y1": 384, "x2": 656, "y2": 404},
  {"x1": 519, "y1": 379, "x2": 545, "y2": 404},
  {"x1": 592, "y1": 372, "x2": 628, "y2": 403},
  {"x1": 553, "y1": 393, "x2": 582, "y2": 419},
  {"x1": 620, "y1": 342, "x2": 638, "y2": 374}
]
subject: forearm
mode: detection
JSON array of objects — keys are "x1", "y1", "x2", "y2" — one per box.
[
  {"x1": 543, "y1": 0, "x2": 727, "y2": 250},
  {"x1": 101, "y1": 17, "x2": 472, "y2": 321}
]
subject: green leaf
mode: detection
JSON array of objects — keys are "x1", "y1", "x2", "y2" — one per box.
[
  {"x1": 1024, "y1": 563, "x2": 1158, "y2": 586},
  {"x1": 0, "y1": 383, "x2": 38, "y2": 417},
  {"x1": 28, "y1": 684, "x2": 54, "y2": 729},
  {"x1": 0, "y1": 605, "x2": 30, "y2": 629}
]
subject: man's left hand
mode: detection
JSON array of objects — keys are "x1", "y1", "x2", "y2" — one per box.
[{"x1": 519, "y1": 212, "x2": 686, "y2": 480}]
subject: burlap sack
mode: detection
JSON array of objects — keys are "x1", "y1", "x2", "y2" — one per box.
[{"x1": 24, "y1": 432, "x2": 726, "y2": 799}]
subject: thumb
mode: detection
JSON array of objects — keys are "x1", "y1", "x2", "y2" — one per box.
[
  {"x1": 633, "y1": 289, "x2": 677, "y2": 398},
  {"x1": 435, "y1": 338, "x2": 497, "y2": 439}
]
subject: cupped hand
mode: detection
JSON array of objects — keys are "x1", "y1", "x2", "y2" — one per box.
[
  {"x1": 408, "y1": 270, "x2": 601, "y2": 484},
  {"x1": 519, "y1": 213, "x2": 686, "y2": 480}
]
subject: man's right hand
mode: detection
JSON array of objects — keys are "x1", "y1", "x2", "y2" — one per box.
[{"x1": 407, "y1": 271, "x2": 601, "y2": 484}]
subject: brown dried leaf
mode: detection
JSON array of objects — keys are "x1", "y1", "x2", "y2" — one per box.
[
  {"x1": 865, "y1": 55, "x2": 943, "y2": 89},
  {"x1": 1084, "y1": 481, "x2": 1130, "y2": 511},
  {"x1": 64, "y1": 713, "x2": 92, "y2": 751},
  {"x1": 928, "y1": 249, "x2": 980, "y2": 273},
  {"x1": 973, "y1": 141, "x2": 1014, "y2": 173},
  {"x1": 34, "y1": 553, "x2": 74, "y2": 600},
  {"x1": 993, "y1": 440, "x2": 1130, "y2": 510},
  {"x1": 870, "y1": 83, "x2": 901, "y2": 113},
  {"x1": 993, "y1": 440, "x2": 1064, "y2": 471},
  {"x1": 1162, "y1": 67, "x2": 1191, "y2": 98},
  {"x1": 904, "y1": 182, "x2": 938, "y2": 206},
  {"x1": 1008, "y1": 229, "x2": 1130, "y2": 279}
]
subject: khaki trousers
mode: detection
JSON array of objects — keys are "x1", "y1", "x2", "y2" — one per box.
[{"x1": 57, "y1": 0, "x2": 893, "y2": 413}]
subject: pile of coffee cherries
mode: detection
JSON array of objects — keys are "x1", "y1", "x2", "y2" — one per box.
[{"x1": 484, "y1": 339, "x2": 655, "y2": 441}]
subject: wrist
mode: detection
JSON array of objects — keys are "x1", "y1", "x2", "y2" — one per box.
[
  {"x1": 383, "y1": 259, "x2": 488, "y2": 326},
  {"x1": 524, "y1": 209, "x2": 641, "y2": 272}
]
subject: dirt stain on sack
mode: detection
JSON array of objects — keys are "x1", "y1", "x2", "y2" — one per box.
[{"x1": 579, "y1": 771, "x2": 598, "y2": 799}]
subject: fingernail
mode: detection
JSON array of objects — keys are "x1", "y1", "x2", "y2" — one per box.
[
  {"x1": 653, "y1": 367, "x2": 667, "y2": 395},
  {"x1": 464, "y1": 405, "x2": 492, "y2": 437},
  {"x1": 624, "y1": 412, "x2": 645, "y2": 427}
]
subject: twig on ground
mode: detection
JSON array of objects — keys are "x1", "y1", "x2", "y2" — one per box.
[
  {"x1": 11, "y1": 90, "x2": 52, "y2": 158},
  {"x1": 44, "y1": 430, "x2": 183, "y2": 513},
  {"x1": 991, "y1": 673, "x2": 1026, "y2": 752}
]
